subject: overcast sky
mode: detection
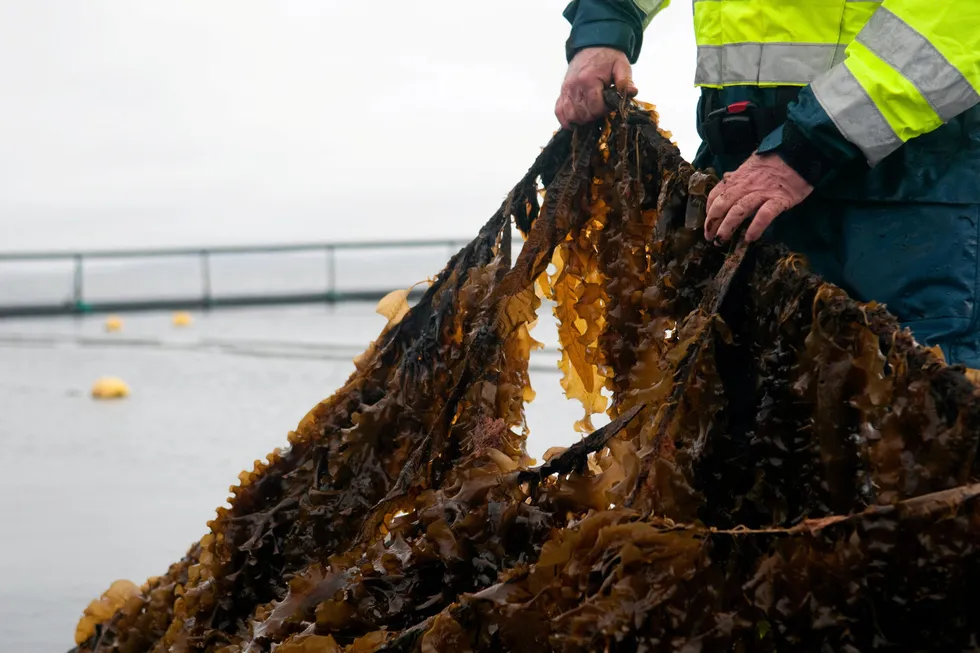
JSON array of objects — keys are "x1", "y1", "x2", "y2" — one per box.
[{"x1": 0, "y1": 1, "x2": 699, "y2": 251}]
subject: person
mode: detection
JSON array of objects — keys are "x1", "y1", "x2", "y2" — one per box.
[{"x1": 555, "y1": 0, "x2": 980, "y2": 368}]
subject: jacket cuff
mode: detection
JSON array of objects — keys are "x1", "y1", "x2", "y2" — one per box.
[
  {"x1": 566, "y1": 20, "x2": 641, "y2": 63},
  {"x1": 563, "y1": 0, "x2": 645, "y2": 64},
  {"x1": 756, "y1": 85, "x2": 863, "y2": 187},
  {"x1": 756, "y1": 122, "x2": 837, "y2": 187}
]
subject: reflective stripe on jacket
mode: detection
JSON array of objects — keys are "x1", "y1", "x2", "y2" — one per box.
[
  {"x1": 564, "y1": 0, "x2": 980, "y2": 183},
  {"x1": 634, "y1": 0, "x2": 670, "y2": 27},
  {"x1": 691, "y1": 1, "x2": 980, "y2": 164},
  {"x1": 693, "y1": 0, "x2": 880, "y2": 88}
]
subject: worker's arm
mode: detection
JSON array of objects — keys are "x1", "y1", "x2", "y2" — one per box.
[
  {"x1": 707, "y1": 1, "x2": 980, "y2": 242},
  {"x1": 768, "y1": 1, "x2": 980, "y2": 183},
  {"x1": 563, "y1": 0, "x2": 669, "y2": 65},
  {"x1": 556, "y1": 1, "x2": 670, "y2": 128}
]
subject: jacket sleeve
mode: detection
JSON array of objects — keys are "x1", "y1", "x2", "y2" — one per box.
[
  {"x1": 563, "y1": 0, "x2": 670, "y2": 64},
  {"x1": 759, "y1": 1, "x2": 980, "y2": 186}
]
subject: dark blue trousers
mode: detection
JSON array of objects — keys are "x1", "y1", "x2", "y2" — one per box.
[
  {"x1": 694, "y1": 139, "x2": 980, "y2": 368},
  {"x1": 770, "y1": 199, "x2": 980, "y2": 367}
]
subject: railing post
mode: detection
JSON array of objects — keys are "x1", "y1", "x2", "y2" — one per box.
[
  {"x1": 326, "y1": 245, "x2": 336, "y2": 302},
  {"x1": 72, "y1": 254, "x2": 84, "y2": 311},
  {"x1": 200, "y1": 250, "x2": 212, "y2": 309}
]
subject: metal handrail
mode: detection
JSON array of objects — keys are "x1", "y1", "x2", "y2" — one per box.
[
  {"x1": 0, "y1": 238, "x2": 472, "y2": 261},
  {"x1": 0, "y1": 239, "x2": 476, "y2": 317}
]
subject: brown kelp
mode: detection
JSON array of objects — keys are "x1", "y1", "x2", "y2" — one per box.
[{"x1": 70, "y1": 92, "x2": 980, "y2": 652}]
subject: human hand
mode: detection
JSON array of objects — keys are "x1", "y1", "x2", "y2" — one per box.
[
  {"x1": 704, "y1": 153, "x2": 814, "y2": 243},
  {"x1": 555, "y1": 47, "x2": 637, "y2": 130}
]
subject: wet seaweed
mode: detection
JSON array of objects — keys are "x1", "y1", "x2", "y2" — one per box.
[{"x1": 70, "y1": 91, "x2": 980, "y2": 653}]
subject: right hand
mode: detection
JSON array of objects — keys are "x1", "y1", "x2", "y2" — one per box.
[{"x1": 555, "y1": 47, "x2": 638, "y2": 130}]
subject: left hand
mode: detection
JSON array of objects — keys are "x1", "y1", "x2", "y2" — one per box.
[{"x1": 704, "y1": 153, "x2": 814, "y2": 243}]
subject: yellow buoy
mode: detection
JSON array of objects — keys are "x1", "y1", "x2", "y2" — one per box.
[
  {"x1": 172, "y1": 311, "x2": 193, "y2": 327},
  {"x1": 91, "y1": 377, "x2": 130, "y2": 400},
  {"x1": 104, "y1": 315, "x2": 123, "y2": 332}
]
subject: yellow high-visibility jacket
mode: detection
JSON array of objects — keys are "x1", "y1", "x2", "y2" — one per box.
[
  {"x1": 564, "y1": 1, "x2": 980, "y2": 370},
  {"x1": 564, "y1": 0, "x2": 980, "y2": 165}
]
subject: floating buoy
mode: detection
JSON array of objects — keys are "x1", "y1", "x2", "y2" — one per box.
[
  {"x1": 104, "y1": 316, "x2": 123, "y2": 332},
  {"x1": 172, "y1": 311, "x2": 193, "y2": 327},
  {"x1": 91, "y1": 377, "x2": 130, "y2": 400}
]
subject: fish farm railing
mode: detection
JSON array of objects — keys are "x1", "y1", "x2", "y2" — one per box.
[{"x1": 0, "y1": 240, "x2": 474, "y2": 317}]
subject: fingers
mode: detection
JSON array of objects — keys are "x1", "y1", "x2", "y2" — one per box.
[
  {"x1": 555, "y1": 87, "x2": 590, "y2": 129},
  {"x1": 715, "y1": 192, "x2": 767, "y2": 242},
  {"x1": 706, "y1": 176, "x2": 727, "y2": 211},
  {"x1": 612, "y1": 58, "x2": 638, "y2": 97},
  {"x1": 568, "y1": 88, "x2": 594, "y2": 126},
  {"x1": 583, "y1": 85, "x2": 606, "y2": 121},
  {"x1": 705, "y1": 194, "x2": 792, "y2": 243},
  {"x1": 702, "y1": 154, "x2": 809, "y2": 243},
  {"x1": 555, "y1": 48, "x2": 636, "y2": 128},
  {"x1": 555, "y1": 96, "x2": 572, "y2": 130},
  {"x1": 555, "y1": 82, "x2": 612, "y2": 128},
  {"x1": 745, "y1": 198, "x2": 789, "y2": 242},
  {"x1": 704, "y1": 181, "x2": 736, "y2": 240},
  {"x1": 555, "y1": 76, "x2": 579, "y2": 129}
]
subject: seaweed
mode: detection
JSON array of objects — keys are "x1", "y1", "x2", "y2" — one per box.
[{"x1": 69, "y1": 91, "x2": 980, "y2": 653}]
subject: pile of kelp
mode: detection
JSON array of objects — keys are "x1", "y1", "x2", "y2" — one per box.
[{"x1": 72, "y1": 92, "x2": 980, "y2": 652}]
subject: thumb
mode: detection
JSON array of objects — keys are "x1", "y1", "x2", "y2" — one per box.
[{"x1": 612, "y1": 57, "x2": 638, "y2": 97}]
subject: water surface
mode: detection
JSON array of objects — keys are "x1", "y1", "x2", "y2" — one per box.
[{"x1": 0, "y1": 302, "x2": 588, "y2": 652}]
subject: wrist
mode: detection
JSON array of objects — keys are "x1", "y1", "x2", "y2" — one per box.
[
  {"x1": 755, "y1": 84, "x2": 864, "y2": 187},
  {"x1": 757, "y1": 121, "x2": 837, "y2": 188},
  {"x1": 563, "y1": 0, "x2": 645, "y2": 64},
  {"x1": 566, "y1": 20, "x2": 640, "y2": 64}
]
